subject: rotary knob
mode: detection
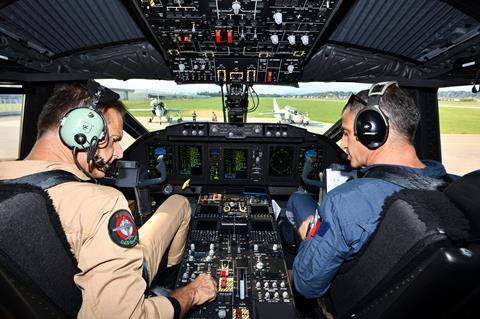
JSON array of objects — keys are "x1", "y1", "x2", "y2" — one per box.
[
  {"x1": 218, "y1": 309, "x2": 227, "y2": 318},
  {"x1": 256, "y1": 260, "x2": 264, "y2": 270}
]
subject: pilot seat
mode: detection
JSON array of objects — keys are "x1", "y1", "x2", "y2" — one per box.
[
  {"x1": 0, "y1": 182, "x2": 81, "y2": 318},
  {"x1": 327, "y1": 169, "x2": 480, "y2": 319}
]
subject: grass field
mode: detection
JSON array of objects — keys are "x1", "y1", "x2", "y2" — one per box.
[
  {"x1": 125, "y1": 98, "x2": 480, "y2": 134},
  {"x1": 0, "y1": 103, "x2": 22, "y2": 112}
]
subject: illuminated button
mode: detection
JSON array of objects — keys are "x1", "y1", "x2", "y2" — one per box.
[
  {"x1": 227, "y1": 30, "x2": 233, "y2": 44},
  {"x1": 253, "y1": 244, "x2": 259, "y2": 252},
  {"x1": 264, "y1": 281, "x2": 269, "y2": 288},
  {"x1": 256, "y1": 281, "x2": 261, "y2": 288},
  {"x1": 280, "y1": 281, "x2": 286, "y2": 288},
  {"x1": 178, "y1": 63, "x2": 185, "y2": 72},
  {"x1": 184, "y1": 35, "x2": 190, "y2": 42},
  {"x1": 282, "y1": 291, "x2": 289, "y2": 299},
  {"x1": 215, "y1": 30, "x2": 221, "y2": 44},
  {"x1": 272, "y1": 244, "x2": 278, "y2": 251},
  {"x1": 274, "y1": 292, "x2": 279, "y2": 299},
  {"x1": 177, "y1": 35, "x2": 182, "y2": 43},
  {"x1": 272, "y1": 281, "x2": 277, "y2": 288},
  {"x1": 267, "y1": 71, "x2": 273, "y2": 83},
  {"x1": 287, "y1": 64, "x2": 294, "y2": 74}
]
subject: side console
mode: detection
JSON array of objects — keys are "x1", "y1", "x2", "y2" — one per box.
[{"x1": 175, "y1": 193, "x2": 296, "y2": 318}]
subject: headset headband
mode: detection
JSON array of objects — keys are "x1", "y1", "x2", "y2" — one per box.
[{"x1": 367, "y1": 81, "x2": 399, "y2": 109}]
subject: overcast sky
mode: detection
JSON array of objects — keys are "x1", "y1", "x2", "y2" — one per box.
[{"x1": 97, "y1": 79, "x2": 472, "y2": 95}]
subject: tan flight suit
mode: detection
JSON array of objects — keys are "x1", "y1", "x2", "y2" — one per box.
[{"x1": 0, "y1": 160, "x2": 191, "y2": 318}]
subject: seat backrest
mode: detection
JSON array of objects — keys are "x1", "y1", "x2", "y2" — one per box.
[
  {"x1": 329, "y1": 188, "x2": 480, "y2": 319},
  {"x1": 444, "y1": 169, "x2": 480, "y2": 232},
  {"x1": 0, "y1": 183, "x2": 82, "y2": 318}
]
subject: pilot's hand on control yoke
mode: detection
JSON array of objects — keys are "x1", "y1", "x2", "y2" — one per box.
[
  {"x1": 298, "y1": 215, "x2": 314, "y2": 241},
  {"x1": 190, "y1": 273, "x2": 217, "y2": 305}
]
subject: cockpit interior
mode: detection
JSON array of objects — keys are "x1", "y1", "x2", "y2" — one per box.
[{"x1": 0, "y1": 0, "x2": 480, "y2": 318}]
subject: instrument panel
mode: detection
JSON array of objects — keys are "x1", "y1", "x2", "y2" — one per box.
[
  {"x1": 135, "y1": 0, "x2": 338, "y2": 84},
  {"x1": 176, "y1": 192, "x2": 296, "y2": 318},
  {"x1": 124, "y1": 122, "x2": 345, "y2": 190}
]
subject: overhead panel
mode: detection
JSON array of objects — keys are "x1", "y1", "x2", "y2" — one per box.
[{"x1": 137, "y1": 0, "x2": 338, "y2": 85}]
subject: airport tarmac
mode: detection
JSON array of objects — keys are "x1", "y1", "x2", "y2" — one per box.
[{"x1": 1, "y1": 115, "x2": 478, "y2": 176}]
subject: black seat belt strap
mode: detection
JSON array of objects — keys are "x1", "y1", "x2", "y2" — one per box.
[
  {"x1": 2, "y1": 170, "x2": 81, "y2": 190},
  {"x1": 363, "y1": 166, "x2": 448, "y2": 191}
]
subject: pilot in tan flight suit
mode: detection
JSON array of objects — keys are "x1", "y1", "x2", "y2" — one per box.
[{"x1": 0, "y1": 82, "x2": 217, "y2": 318}]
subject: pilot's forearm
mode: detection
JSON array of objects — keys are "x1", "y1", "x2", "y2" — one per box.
[{"x1": 168, "y1": 285, "x2": 196, "y2": 318}]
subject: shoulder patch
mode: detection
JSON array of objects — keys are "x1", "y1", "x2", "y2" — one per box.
[{"x1": 108, "y1": 209, "x2": 138, "y2": 248}]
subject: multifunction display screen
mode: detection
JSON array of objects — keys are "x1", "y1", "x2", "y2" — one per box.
[
  {"x1": 223, "y1": 149, "x2": 248, "y2": 179},
  {"x1": 179, "y1": 145, "x2": 203, "y2": 175},
  {"x1": 269, "y1": 146, "x2": 294, "y2": 177}
]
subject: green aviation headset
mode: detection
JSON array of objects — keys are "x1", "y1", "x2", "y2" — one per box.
[{"x1": 59, "y1": 80, "x2": 119, "y2": 164}]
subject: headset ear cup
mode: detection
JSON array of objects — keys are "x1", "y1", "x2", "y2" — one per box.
[
  {"x1": 59, "y1": 108, "x2": 106, "y2": 149},
  {"x1": 354, "y1": 108, "x2": 388, "y2": 150}
]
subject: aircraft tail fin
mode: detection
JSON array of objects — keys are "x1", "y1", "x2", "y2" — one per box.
[{"x1": 273, "y1": 99, "x2": 280, "y2": 113}]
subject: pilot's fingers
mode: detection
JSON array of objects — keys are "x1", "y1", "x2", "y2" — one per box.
[{"x1": 192, "y1": 273, "x2": 218, "y2": 304}]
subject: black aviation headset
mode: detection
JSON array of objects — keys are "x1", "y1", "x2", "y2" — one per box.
[
  {"x1": 354, "y1": 81, "x2": 399, "y2": 150},
  {"x1": 59, "y1": 80, "x2": 120, "y2": 167}
]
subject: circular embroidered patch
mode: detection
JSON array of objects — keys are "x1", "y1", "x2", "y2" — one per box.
[{"x1": 108, "y1": 209, "x2": 138, "y2": 248}]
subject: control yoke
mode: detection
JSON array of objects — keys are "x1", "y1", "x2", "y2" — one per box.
[
  {"x1": 139, "y1": 155, "x2": 167, "y2": 187},
  {"x1": 301, "y1": 156, "x2": 325, "y2": 188}
]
